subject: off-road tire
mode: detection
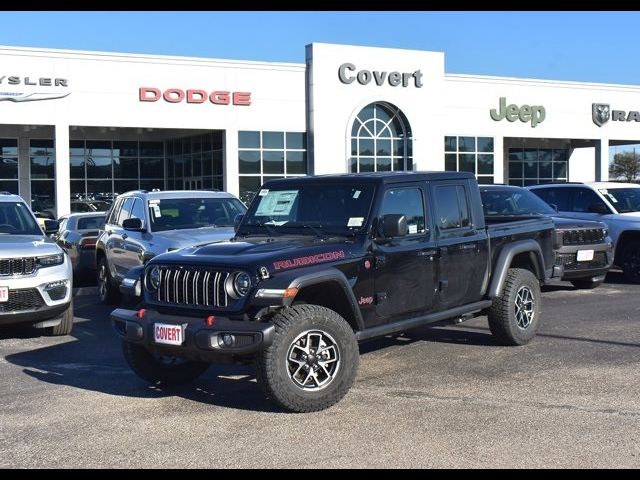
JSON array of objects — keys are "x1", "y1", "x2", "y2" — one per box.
[
  {"x1": 570, "y1": 278, "x2": 604, "y2": 289},
  {"x1": 122, "y1": 341, "x2": 209, "y2": 386},
  {"x1": 620, "y1": 241, "x2": 640, "y2": 284},
  {"x1": 46, "y1": 300, "x2": 74, "y2": 336},
  {"x1": 488, "y1": 268, "x2": 541, "y2": 346},
  {"x1": 98, "y1": 257, "x2": 121, "y2": 305},
  {"x1": 256, "y1": 304, "x2": 359, "y2": 413}
]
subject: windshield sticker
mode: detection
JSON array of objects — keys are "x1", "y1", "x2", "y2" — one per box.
[
  {"x1": 152, "y1": 204, "x2": 162, "y2": 218},
  {"x1": 256, "y1": 190, "x2": 298, "y2": 216},
  {"x1": 599, "y1": 189, "x2": 618, "y2": 203},
  {"x1": 259, "y1": 189, "x2": 269, "y2": 196},
  {"x1": 408, "y1": 224, "x2": 418, "y2": 234},
  {"x1": 353, "y1": 190, "x2": 361, "y2": 199},
  {"x1": 273, "y1": 250, "x2": 346, "y2": 271},
  {"x1": 347, "y1": 217, "x2": 364, "y2": 227}
]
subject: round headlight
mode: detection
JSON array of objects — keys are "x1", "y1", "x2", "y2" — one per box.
[
  {"x1": 233, "y1": 272, "x2": 252, "y2": 297},
  {"x1": 148, "y1": 266, "x2": 161, "y2": 291}
]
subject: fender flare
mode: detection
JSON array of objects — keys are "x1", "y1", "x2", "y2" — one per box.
[{"x1": 488, "y1": 239, "x2": 546, "y2": 299}]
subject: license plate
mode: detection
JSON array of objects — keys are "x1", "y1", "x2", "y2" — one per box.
[
  {"x1": 577, "y1": 250, "x2": 595, "y2": 262},
  {"x1": 154, "y1": 323, "x2": 184, "y2": 346},
  {"x1": 0, "y1": 286, "x2": 7, "y2": 303}
]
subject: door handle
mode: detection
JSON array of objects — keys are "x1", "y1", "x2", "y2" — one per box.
[
  {"x1": 419, "y1": 249, "x2": 439, "y2": 256},
  {"x1": 122, "y1": 233, "x2": 128, "y2": 240},
  {"x1": 460, "y1": 243, "x2": 476, "y2": 250}
]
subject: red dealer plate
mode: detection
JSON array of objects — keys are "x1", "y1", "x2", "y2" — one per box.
[
  {"x1": 154, "y1": 323, "x2": 184, "y2": 346},
  {"x1": 0, "y1": 286, "x2": 7, "y2": 303}
]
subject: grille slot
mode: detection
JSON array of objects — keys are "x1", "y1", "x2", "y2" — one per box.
[
  {"x1": 0, "y1": 258, "x2": 37, "y2": 276},
  {"x1": 556, "y1": 252, "x2": 608, "y2": 270},
  {"x1": 156, "y1": 267, "x2": 230, "y2": 308},
  {"x1": 562, "y1": 228, "x2": 606, "y2": 246},
  {"x1": 0, "y1": 288, "x2": 45, "y2": 313}
]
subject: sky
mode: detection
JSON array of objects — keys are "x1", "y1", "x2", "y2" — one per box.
[{"x1": 1, "y1": 11, "x2": 640, "y2": 85}]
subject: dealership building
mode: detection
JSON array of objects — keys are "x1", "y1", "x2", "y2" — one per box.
[{"x1": 1, "y1": 42, "x2": 640, "y2": 216}]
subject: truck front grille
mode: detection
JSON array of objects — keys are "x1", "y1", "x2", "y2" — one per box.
[
  {"x1": 0, "y1": 288, "x2": 45, "y2": 313},
  {"x1": 562, "y1": 228, "x2": 606, "y2": 246},
  {"x1": 156, "y1": 267, "x2": 230, "y2": 308},
  {"x1": 556, "y1": 252, "x2": 608, "y2": 270},
  {"x1": 0, "y1": 258, "x2": 37, "y2": 276}
]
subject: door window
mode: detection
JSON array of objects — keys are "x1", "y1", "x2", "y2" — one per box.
[
  {"x1": 116, "y1": 197, "x2": 135, "y2": 226},
  {"x1": 434, "y1": 185, "x2": 471, "y2": 230},
  {"x1": 380, "y1": 187, "x2": 426, "y2": 235}
]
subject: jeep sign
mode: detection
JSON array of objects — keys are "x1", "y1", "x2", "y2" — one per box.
[{"x1": 490, "y1": 97, "x2": 546, "y2": 128}]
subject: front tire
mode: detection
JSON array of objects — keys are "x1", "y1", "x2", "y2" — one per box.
[
  {"x1": 122, "y1": 341, "x2": 209, "y2": 386},
  {"x1": 488, "y1": 268, "x2": 541, "y2": 346},
  {"x1": 256, "y1": 305, "x2": 359, "y2": 413},
  {"x1": 46, "y1": 300, "x2": 74, "y2": 336},
  {"x1": 620, "y1": 241, "x2": 640, "y2": 283},
  {"x1": 98, "y1": 257, "x2": 120, "y2": 305}
]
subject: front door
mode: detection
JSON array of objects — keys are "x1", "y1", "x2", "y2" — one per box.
[
  {"x1": 184, "y1": 177, "x2": 203, "y2": 190},
  {"x1": 373, "y1": 185, "x2": 437, "y2": 321}
]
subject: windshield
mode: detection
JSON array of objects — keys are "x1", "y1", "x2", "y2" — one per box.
[
  {"x1": 77, "y1": 216, "x2": 106, "y2": 231},
  {"x1": 481, "y1": 188, "x2": 556, "y2": 216},
  {"x1": 148, "y1": 197, "x2": 247, "y2": 232},
  {"x1": 598, "y1": 188, "x2": 640, "y2": 213},
  {"x1": 239, "y1": 183, "x2": 376, "y2": 236},
  {"x1": 0, "y1": 202, "x2": 42, "y2": 235}
]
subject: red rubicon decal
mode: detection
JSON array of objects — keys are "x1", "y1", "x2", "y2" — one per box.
[{"x1": 273, "y1": 250, "x2": 346, "y2": 271}]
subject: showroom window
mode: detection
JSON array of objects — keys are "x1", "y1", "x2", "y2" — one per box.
[
  {"x1": 349, "y1": 102, "x2": 413, "y2": 173},
  {"x1": 508, "y1": 148, "x2": 568, "y2": 187},
  {"x1": 165, "y1": 132, "x2": 224, "y2": 192},
  {"x1": 238, "y1": 131, "x2": 307, "y2": 205},
  {"x1": 444, "y1": 136, "x2": 494, "y2": 184},
  {"x1": 0, "y1": 138, "x2": 19, "y2": 195},
  {"x1": 70, "y1": 139, "x2": 165, "y2": 200},
  {"x1": 31, "y1": 139, "x2": 56, "y2": 216}
]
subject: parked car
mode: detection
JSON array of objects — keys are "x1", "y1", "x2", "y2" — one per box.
[
  {"x1": 55, "y1": 213, "x2": 106, "y2": 285},
  {"x1": 529, "y1": 182, "x2": 640, "y2": 283},
  {"x1": 480, "y1": 185, "x2": 613, "y2": 289},
  {"x1": 112, "y1": 172, "x2": 558, "y2": 412},
  {"x1": 97, "y1": 189, "x2": 247, "y2": 305},
  {"x1": 70, "y1": 200, "x2": 111, "y2": 213},
  {"x1": 0, "y1": 192, "x2": 73, "y2": 335}
]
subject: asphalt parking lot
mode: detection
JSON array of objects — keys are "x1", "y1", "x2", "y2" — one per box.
[{"x1": 1, "y1": 271, "x2": 639, "y2": 468}]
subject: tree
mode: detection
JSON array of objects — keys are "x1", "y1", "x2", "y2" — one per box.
[{"x1": 610, "y1": 151, "x2": 640, "y2": 182}]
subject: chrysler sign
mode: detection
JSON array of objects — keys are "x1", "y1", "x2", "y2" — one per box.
[
  {"x1": 0, "y1": 75, "x2": 70, "y2": 102},
  {"x1": 139, "y1": 87, "x2": 251, "y2": 106}
]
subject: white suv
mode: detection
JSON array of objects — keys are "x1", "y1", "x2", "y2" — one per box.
[{"x1": 0, "y1": 192, "x2": 74, "y2": 335}]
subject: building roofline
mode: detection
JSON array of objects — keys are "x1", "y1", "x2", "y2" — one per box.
[{"x1": 445, "y1": 73, "x2": 640, "y2": 91}]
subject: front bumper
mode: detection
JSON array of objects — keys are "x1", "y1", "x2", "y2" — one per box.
[
  {"x1": 111, "y1": 308, "x2": 275, "y2": 362},
  {"x1": 556, "y1": 242, "x2": 614, "y2": 280}
]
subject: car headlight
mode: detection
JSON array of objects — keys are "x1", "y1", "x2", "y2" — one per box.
[
  {"x1": 226, "y1": 271, "x2": 252, "y2": 299},
  {"x1": 37, "y1": 253, "x2": 64, "y2": 268},
  {"x1": 147, "y1": 266, "x2": 161, "y2": 291},
  {"x1": 602, "y1": 228, "x2": 609, "y2": 238}
]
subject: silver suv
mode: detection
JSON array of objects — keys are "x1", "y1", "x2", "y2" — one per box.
[
  {"x1": 96, "y1": 190, "x2": 247, "y2": 305},
  {"x1": 0, "y1": 192, "x2": 74, "y2": 335}
]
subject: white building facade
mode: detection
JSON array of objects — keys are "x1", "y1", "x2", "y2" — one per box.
[{"x1": 1, "y1": 42, "x2": 639, "y2": 216}]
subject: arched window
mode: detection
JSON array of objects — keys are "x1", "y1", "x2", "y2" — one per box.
[{"x1": 349, "y1": 102, "x2": 413, "y2": 173}]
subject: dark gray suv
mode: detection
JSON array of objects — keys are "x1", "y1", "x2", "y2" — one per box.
[{"x1": 96, "y1": 190, "x2": 246, "y2": 305}]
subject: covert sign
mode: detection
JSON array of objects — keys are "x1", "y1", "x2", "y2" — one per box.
[{"x1": 490, "y1": 97, "x2": 546, "y2": 128}]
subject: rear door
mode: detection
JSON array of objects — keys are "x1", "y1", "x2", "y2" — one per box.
[{"x1": 431, "y1": 181, "x2": 489, "y2": 309}]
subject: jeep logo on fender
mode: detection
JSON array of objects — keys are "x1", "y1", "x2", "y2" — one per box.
[
  {"x1": 139, "y1": 87, "x2": 251, "y2": 106},
  {"x1": 490, "y1": 97, "x2": 546, "y2": 128}
]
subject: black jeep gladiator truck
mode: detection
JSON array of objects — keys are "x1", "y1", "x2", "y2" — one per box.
[{"x1": 112, "y1": 172, "x2": 557, "y2": 412}]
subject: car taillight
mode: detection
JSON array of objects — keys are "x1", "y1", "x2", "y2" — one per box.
[{"x1": 80, "y1": 237, "x2": 97, "y2": 249}]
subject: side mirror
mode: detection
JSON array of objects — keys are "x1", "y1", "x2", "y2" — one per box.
[
  {"x1": 587, "y1": 202, "x2": 609, "y2": 214},
  {"x1": 382, "y1": 214, "x2": 408, "y2": 238},
  {"x1": 549, "y1": 203, "x2": 559, "y2": 212},
  {"x1": 234, "y1": 213, "x2": 244, "y2": 232},
  {"x1": 43, "y1": 219, "x2": 59, "y2": 235},
  {"x1": 123, "y1": 217, "x2": 144, "y2": 231}
]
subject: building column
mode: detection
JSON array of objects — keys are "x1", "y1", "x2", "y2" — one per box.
[
  {"x1": 54, "y1": 124, "x2": 70, "y2": 217},
  {"x1": 595, "y1": 138, "x2": 609, "y2": 182},
  {"x1": 17, "y1": 131, "x2": 31, "y2": 205},
  {"x1": 493, "y1": 136, "x2": 504, "y2": 184},
  {"x1": 223, "y1": 129, "x2": 239, "y2": 197}
]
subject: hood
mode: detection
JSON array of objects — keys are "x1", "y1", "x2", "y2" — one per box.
[
  {"x1": 613, "y1": 211, "x2": 640, "y2": 220},
  {"x1": 0, "y1": 235, "x2": 61, "y2": 258},
  {"x1": 151, "y1": 227, "x2": 237, "y2": 249},
  {"x1": 551, "y1": 216, "x2": 607, "y2": 230},
  {"x1": 150, "y1": 235, "x2": 355, "y2": 273}
]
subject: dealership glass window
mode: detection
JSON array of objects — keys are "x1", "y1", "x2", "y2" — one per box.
[
  {"x1": 508, "y1": 148, "x2": 568, "y2": 187},
  {"x1": 349, "y1": 102, "x2": 413, "y2": 173},
  {"x1": 444, "y1": 136, "x2": 494, "y2": 184},
  {"x1": 238, "y1": 131, "x2": 307, "y2": 205},
  {"x1": 30, "y1": 139, "x2": 56, "y2": 215},
  {"x1": 0, "y1": 139, "x2": 19, "y2": 195},
  {"x1": 165, "y1": 132, "x2": 223, "y2": 191}
]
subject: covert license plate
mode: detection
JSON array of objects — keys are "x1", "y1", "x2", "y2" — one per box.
[
  {"x1": 154, "y1": 323, "x2": 184, "y2": 346},
  {"x1": 576, "y1": 250, "x2": 595, "y2": 262}
]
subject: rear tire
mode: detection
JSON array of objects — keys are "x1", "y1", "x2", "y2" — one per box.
[
  {"x1": 256, "y1": 305, "x2": 359, "y2": 413},
  {"x1": 570, "y1": 278, "x2": 603, "y2": 289},
  {"x1": 46, "y1": 300, "x2": 74, "y2": 336},
  {"x1": 620, "y1": 241, "x2": 640, "y2": 283},
  {"x1": 488, "y1": 268, "x2": 541, "y2": 346},
  {"x1": 122, "y1": 341, "x2": 209, "y2": 386},
  {"x1": 98, "y1": 257, "x2": 121, "y2": 305}
]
